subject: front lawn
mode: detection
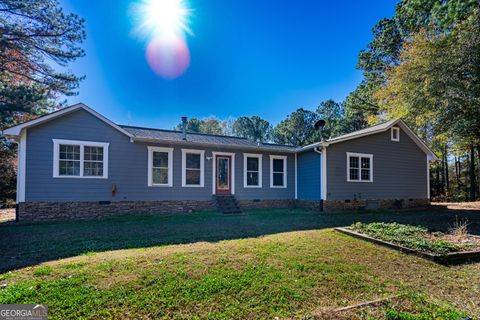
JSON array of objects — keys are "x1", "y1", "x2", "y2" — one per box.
[{"x1": 0, "y1": 209, "x2": 479, "y2": 319}]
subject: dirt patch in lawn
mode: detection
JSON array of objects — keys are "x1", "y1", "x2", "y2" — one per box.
[
  {"x1": 427, "y1": 232, "x2": 480, "y2": 252},
  {"x1": 312, "y1": 293, "x2": 467, "y2": 320},
  {"x1": 431, "y1": 201, "x2": 480, "y2": 212},
  {"x1": 0, "y1": 208, "x2": 15, "y2": 223}
]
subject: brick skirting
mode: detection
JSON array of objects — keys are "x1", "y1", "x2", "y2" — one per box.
[
  {"x1": 323, "y1": 198, "x2": 430, "y2": 212},
  {"x1": 17, "y1": 198, "x2": 431, "y2": 222},
  {"x1": 295, "y1": 200, "x2": 323, "y2": 211},
  {"x1": 17, "y1": 199, "x2": 296, "y2": 222},
  {"x1": 237, "y1": 199, "x2": 295, "y2": 209},
  {"x1": 18, "y1": 200, "x2": 215, "y2": 222}
]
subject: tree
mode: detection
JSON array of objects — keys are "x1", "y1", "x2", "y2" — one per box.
[
  {"x1": 201, "y1": 117, "x2": 225, "y2": 135},
  {"x1": 316, "y1": 99, "x2": 346, "y2": 139},
  {"x1": 352, "y1": 0, "x2": 478, "y2": 125},
  {"x1": 0, "y1": 0, "x2": 86, "y2": 205},
  {"x1": 272, "y1": 108, "x2": 321, "y2": 146},
  {"x1": 232, "y1": 116, "x2": 272, "y2": 142},
  {"x1": 176, "y1": 118, "x2": 203, "y2": 133},
  {"x1": 176, "y1": 117, "x2": 226, "y2": 135},
  {"x1": 0, "y1": 0, "x2": 86, "y2": 121}
]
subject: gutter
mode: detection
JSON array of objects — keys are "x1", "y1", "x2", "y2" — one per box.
[
  {"x1": 297, "y1": 141, "x2": 330, "y2": 153},
  {"x1": 131, "y1": 137, "x2": 298, "y2": 153}
]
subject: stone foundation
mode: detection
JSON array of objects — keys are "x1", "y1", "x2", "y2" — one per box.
[
  {"x1": 237, "y1": 199, "x2": 295, "y2": 209},
  {"x1": 17, "y1": 198, "x2": 431, "y2": 222},
  {"x1": 323, "y1": 198, "x2": 430, "y2": 212},
  {"x1": 18, "y1": 200, "x2": 215, "y2": 222},
  {"x1": 18, "y1": 199, "x2": 296, "y2": 222}
]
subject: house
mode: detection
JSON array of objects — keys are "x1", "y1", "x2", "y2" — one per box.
[{"x1": 2, "y1": 103, "x2": 438, "y2": 221}]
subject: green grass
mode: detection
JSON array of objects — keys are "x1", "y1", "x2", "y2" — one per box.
[
  {"x1": 350, "y1": 222, "x2": 458, "y2": 255},
  {"x1": 0, "y1": 209, "x2": 479, "y2": 319},
  {"x1": 383, "y1": 293, "x2": 467, "y2": 320},
  {"x1": 32, "y1": 266, "x2": 53, "y2": 276},
  {"x1": 0, "y1": 229, "x2": 471, "y2": 319}
]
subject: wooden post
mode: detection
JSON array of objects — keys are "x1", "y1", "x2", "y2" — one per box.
[{"x1": 470, "y1": 145, "x2": 476, "y2": 201}]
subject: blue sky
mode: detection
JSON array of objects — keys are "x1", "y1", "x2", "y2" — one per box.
[{"x1": 61, "y1": 0, "x2": 397, "y2": 129}]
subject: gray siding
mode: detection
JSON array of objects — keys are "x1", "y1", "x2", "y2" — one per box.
[
  {"x1": 297, "y1": 151, "x2": 321, "y2": 200},
  {"x1": 25, "y1": 109, "x2": 295, "y2": 202},
  {"x1": 326, "y1": 127, "x2": 428, "y2": 200}
]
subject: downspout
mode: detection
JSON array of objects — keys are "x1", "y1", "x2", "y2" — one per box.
[
  {"x1": 313, "y1": 146, "x2": 325, "y2": 211},
  {"x1": 294, "y1": 153, "x2": 297, "y2": 200}
]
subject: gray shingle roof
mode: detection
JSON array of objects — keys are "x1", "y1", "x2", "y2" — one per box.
[{"x1": 120, "y1": 125, "x2": 297, "y2": 152}]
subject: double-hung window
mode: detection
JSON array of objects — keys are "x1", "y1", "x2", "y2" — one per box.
[
  {"x1": 148, "y1": 147, "x2": 173, "y2": 186},
  {"x1": 182, "y1": 149, "x2": 205, "y2": 187},
  {"x1": 270, "y1": 155, "x2": 287, "y2": 188},
  {"x1": 53, "y1": 139, "x2": 109, "y2": 178},
  {"x1": 347, "y1": 152, "x2": 373, "y2": 182},
  {"x1": 243, "y1": 153, "x2": 262, "y2": 187}
]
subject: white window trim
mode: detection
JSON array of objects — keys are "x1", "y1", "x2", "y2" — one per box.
[
  {"x1": 147, "y1": 146, "x2": 173, "y2": 187},
  {"x1": 211, "y1": 152, "x2": 236, "y2": 195},
  {"x1": 182, "y1": 149, "x2": 205, "y2": 187},
  {"x1": 270, "y1": 155, "x2": 287, "y2": 188},
  {"x1": 53, "y1": 139, "x2": 109, "y2": 179},
  {"x1": 391, "y1": 127, "x2": 400, "y2": 142},
  {"x1": 17, "y1": 129, "x2": 27, "y2": 203},
  {"x1": 346, "y1": 152, "x2": 373, "y2": 183},
  {"x1": 243, "y1": 153, "x2": 262, "y2": 188}
]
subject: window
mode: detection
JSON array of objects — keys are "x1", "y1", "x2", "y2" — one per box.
[
  {"x1": 391, "y1": 127, "x2": 400, "y2": 141},
  {"x1": 243, "y1": 153, "x2": 262, "y2": 188},
  {"x1": 59, "y1": 144, "x2": 80, "y2": 176},
  {"x1": 182, "y1": 149, "x2": 205, "y2": 187},
  {"x1": 148, "y1": 147, "x2": 173, "y2": 186},
  {"x1": 53, "y1": 139, "x2": 109, "y2": 178},
  {"x1": 84, "y1": 146, "x2": 104, "y2": 176},
  {"x1": 270, "y1": 155, "x2": 287, "y2": 188},
  {"x1": 347, "y1": 152, "x2": 373, "y2": 182}
]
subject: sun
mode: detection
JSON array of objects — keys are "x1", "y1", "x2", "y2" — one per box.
[
  {"x1": 131, "y1": 0, "x2": 193, "y2": 79},
  {"x1": 133, "y1": 0, "x2": 192, "y2": 39}
]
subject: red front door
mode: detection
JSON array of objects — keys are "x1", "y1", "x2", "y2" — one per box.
[{"x1": 216, "y1": 156, "x2": 231, "y2": 195}]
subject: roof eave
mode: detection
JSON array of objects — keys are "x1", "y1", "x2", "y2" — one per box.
[
  {"x1": 131, "y1": 137, "x2": 297, "y2": 153},
  {"x1": 2, "y1": 103, "x2": 134, "y2": 139}
]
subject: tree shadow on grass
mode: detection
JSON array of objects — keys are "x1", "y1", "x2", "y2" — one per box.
[{"x1": 0, "y1": 207, "x2": 479, "y2": 273}]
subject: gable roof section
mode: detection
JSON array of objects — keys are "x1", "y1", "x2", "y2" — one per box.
[
  {"x1": 122, "y1": 125, "x2": 297, "y2": 152},
  {"x1": 1, "y1": 103, "x2": 296, "y2": 152},
  {"x1": 300, "y1": 119, "x2": 438, "y2": 160},
  {"x1": 2, "y1": 103, "x2": 134, "y2": 139}
]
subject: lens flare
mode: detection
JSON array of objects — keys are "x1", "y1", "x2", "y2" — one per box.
[
  {"x1": 146, "y1": 36, "x2": 190, "y2": 79},
  {"x1": 132, "y1": 0, "x2": 193, "y2": 79}
]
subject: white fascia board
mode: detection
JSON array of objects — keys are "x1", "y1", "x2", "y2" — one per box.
[{"x1": 2, "y1": 103, "x2": 133, "y2": 139}]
